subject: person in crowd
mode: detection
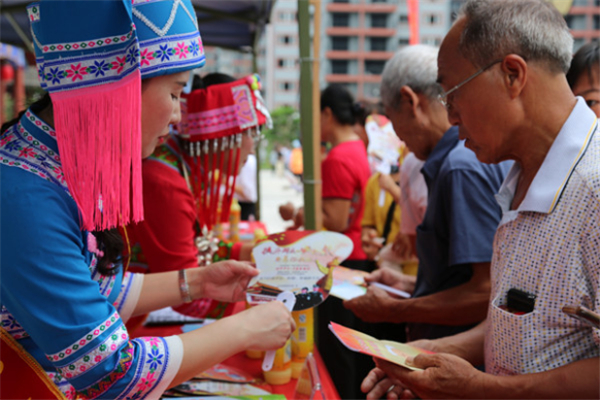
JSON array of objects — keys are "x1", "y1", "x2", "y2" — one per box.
[
  {"x1": 0, "y1": 2, "x2": 294, "y2": 399},
  {"x1": 126, "y1": 73, "x2": 266, "y2": 333},
  {"x1": 289, "y1": 139, "x2": 303, "y2": 182},
  {"x1": 345, "y1": 44, "x2": 512, "y2": 344},
  {"x1": 235, "y1": 153, "x2": 258, "y2": 221},
  {"x1": 567, "y1": 42, "x2": 599, "y2": 117},
  {"x1": 353, "y1": 99, "x2": 378, "y2": 149},
  {"x1": 362, "y1": 1, "x2": 599, "y2": 398},
  {"x1": 394, "y1": 151, "x2": 427, "y2": 261},
  {"x1": 279, "y1": 84, "x2": 371, "y2": 265},
  {"x1": 280, "y1": 84, "x2": 374, "y2": 399},
  {"x1": 360, "y1": 165, "x2": 403, "y2": 269}
]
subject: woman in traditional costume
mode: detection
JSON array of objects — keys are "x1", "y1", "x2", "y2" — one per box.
[
  {"x1": 0, "y1": 1, "x2": 294, "y2": 399},
  {"x1": 126, "y1": 72, "x2": 270, "y2": 331}
]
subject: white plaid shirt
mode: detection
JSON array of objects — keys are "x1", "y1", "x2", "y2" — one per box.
[{"x1": 486, "y1": 98, "x2": 600, "y2": 375}]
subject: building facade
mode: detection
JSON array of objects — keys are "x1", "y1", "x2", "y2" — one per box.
[{"x1": 262, "y1": 0, "x2": 599, "y2": 110}]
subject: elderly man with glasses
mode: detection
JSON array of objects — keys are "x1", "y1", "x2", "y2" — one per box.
[
  {"x1": 344, "y1": 43, "x2": 511, "y2": 344},
  {"x1": 361, "y1": 1, "x2": 600, "y2": 399}
]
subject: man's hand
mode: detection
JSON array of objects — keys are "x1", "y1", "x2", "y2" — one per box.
[
  {"x1": 391, "y1": 232, "x2": 413, "y2": 260},
  {"x1": 373, "y1": 353, "x2": 484, "y2": 399},
  {"x1": 189, "y1": 261, "x2": 258, "y2": 302},
  {"x1": 343, "y1": 285, "x2": 400, "y2": 323},
  {"x1": 365, "y1": 268, "x2": 416, "y2": 294},
  {"x1": 362, "y1": 367, "x2": 417, "y2": 400},
  {"x1": 279, "y1": 202, "x2": 296, "y2": 221}
]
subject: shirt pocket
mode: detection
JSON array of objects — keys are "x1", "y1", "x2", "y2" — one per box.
[{"x1": 486, "y1": 294, "x2": 539, "y2": 375}]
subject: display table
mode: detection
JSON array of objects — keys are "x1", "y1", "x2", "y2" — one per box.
[{"x1": 133, "y1": 320, "x2": 340, "y2": 400}]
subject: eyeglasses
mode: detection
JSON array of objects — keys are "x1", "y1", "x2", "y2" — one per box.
[{"x1": 438, "y1": 59, "x2": 503, "y2": 109}]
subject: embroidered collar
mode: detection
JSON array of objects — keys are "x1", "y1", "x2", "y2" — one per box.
[
  {"x1": 496, "y1": 97, "x2": 598, "y2": 214},
  {"x1": 0, "y1": 109, "x2": 69, "y2": 194}
]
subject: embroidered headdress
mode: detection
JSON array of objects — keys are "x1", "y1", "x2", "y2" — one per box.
[
  {"x1": 28, "y1": 0, "x2": 204, "y2": 231},
  {"x1": 177, "y1": 74, "x2": 272, "y2": 233}
]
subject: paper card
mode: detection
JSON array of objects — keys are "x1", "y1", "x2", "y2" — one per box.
[
  {"x1": 249, "y1": 231, "x2": 353, "y2": 310},
  {"x1": 328, "y1": 322, "x2": 433, "y2": 371},
  {"x1": 329, "y1": 281, "x2": 367, "y2": 301},
  {"x1": 194, "y1": 363, "x2": 255, "y2": 383},
  {"x1": 332, "y1": 265, "x2": 369, "y2": 286},
  {"x1": 329, "y1": 265, "x2": 369, "y2": 300},
  {"x1": 174, "y1": 381, "x2": 271, "y2": 397}
]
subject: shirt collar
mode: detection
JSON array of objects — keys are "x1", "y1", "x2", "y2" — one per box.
[
  {"x1": 421, "y1": 125, "x2": 459, "y2": 185},
  {"x1": 496, "y1": 97, "x2": 598, "y2": 215}
]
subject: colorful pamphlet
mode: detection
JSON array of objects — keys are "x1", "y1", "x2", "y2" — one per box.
[
  {"x1": 328, "y1": 322, "x2": 433, "y2": 371},
  {"x1": 249, "y1": 231, "x2": 354, "y2": 310}
]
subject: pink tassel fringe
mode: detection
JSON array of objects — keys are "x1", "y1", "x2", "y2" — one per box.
[{"x1": 51, "y1": 71, "x2": 143, "y2": 231}]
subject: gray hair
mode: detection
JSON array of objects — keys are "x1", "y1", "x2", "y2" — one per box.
[
  {"x1": 457, "y1": 0, "x2": 573, "y2": 74},
  {"x1": 380, "y1": 44, "x2": 441, "y2": 109}
]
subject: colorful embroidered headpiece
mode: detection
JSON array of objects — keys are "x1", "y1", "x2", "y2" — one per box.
[
  {"x1": 134, "y1": 0, "x2": 205, "y2": 79},
  {"x1": 28, "y1": 0, "x2": 204, "y2": 231},
  {"x1": 177, "y1": 74, "x2": 272, "y2": 230}
]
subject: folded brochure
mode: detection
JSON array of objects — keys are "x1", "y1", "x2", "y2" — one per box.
[{"x1": 328, "y1": 322, "x2": 433, "y2": 371}]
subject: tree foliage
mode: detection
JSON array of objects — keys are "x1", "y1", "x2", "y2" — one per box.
[{"x1": 261, "y1": 105, "x2": 300, "y2": 147}]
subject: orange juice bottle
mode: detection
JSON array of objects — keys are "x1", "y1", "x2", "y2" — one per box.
[
  {"x1": 229, "y1": 198, "x2": 241, "y2": 242},
  {"x1": 291, "y1": 308, "x2": 314, "y2": 378}
]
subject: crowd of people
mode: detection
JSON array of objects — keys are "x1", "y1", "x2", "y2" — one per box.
[{"x1": 0, "y1": 0, "x2": 598, "y2": 399}]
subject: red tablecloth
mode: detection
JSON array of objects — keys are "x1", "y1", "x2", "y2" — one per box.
[{"x1": 134, "y1": 317, "x2": 339, "y2": 400}]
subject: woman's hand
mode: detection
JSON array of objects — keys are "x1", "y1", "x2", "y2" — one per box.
[
  {"x1": 236, "y1": 301, "x2": 296, "y2": 351},
  {"x1": 188, "y1": 261, "x2": 258, "y2": 302}
]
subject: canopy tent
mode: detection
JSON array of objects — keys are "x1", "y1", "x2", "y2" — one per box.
[{"x1": 0, "y1": 0, "x2": 274, "y2": 54}]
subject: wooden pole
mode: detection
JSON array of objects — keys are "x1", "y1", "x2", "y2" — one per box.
[{"x1": 299, "y1": 0, "x2": 323, "y2": 232}]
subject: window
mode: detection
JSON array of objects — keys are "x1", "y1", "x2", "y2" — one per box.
[
  {"x1": 278, "y1": 11, "x2": 295, "y2": 21},
  {"x1": 594, "y1": 15, "x2": 600, "y2": 30},
  {"x1": 277, "y1": 59, "x2": 295, "y2": 68},
  {"x1": 422, "y1": 36, "x2": 442, "y2": 46},
  {"x1": 399, "y1": 14, "x2": 409, "y2": 23},
  {"x1": 425, "y1": 13, "x2": 441, "y2": 25},
  {"x1": 370, "y1": 37, "x2": 388, "y2": 51},
  {"x1": 332, "y1": 36, "x2": 349, "y2": 51},
  {"x1": 398, "y1": 38, "x2": 410, "y2": 45},
  {"x1": 279, "y1": 82, "x2": 293, "y2": 91},
  {"x1": 365, "y1": 60, "x2": 385, "y2": 75},
  {"x1": 564, "y1": 14, "x2": 587, "y2": 30},
  {"x1": 331, "y1": 60, "x2": 349, "y2": 74},
  {"x1": 371, "y1": 13, "x2": 388, "y2": 28},
  {"x1": 333, "y1": 0, "x2": 350, "y2": 2},
  {"x1": 371, "y1": 0, "x2": 388, "y2": 2},
  {"x1": 332, "y1": 13, "x2": 350, "y2": 27},
  {"x1": 279, "y1": 35, "x2": 294, "y2": 45}
]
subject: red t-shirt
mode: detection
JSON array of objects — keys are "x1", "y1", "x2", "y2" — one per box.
[{"x1": 321, "y1": 140, "x2": 370, "y2": 260}]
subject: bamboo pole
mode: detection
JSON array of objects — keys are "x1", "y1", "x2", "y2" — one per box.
[{"x1": 298, "y1": 0, "x2": 323, "y2": 232}]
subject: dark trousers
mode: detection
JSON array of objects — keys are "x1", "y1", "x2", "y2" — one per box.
[
  {"x1": 317, "y1": 259, "x2": 406, "y2": 399},
  {"x1": 238, "y1": 201, "x2": 256, "y2": 221}
]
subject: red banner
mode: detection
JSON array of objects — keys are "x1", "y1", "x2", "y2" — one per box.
[{"x1": 408, "y1": 0, "x2": 420, "y2": 45}]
